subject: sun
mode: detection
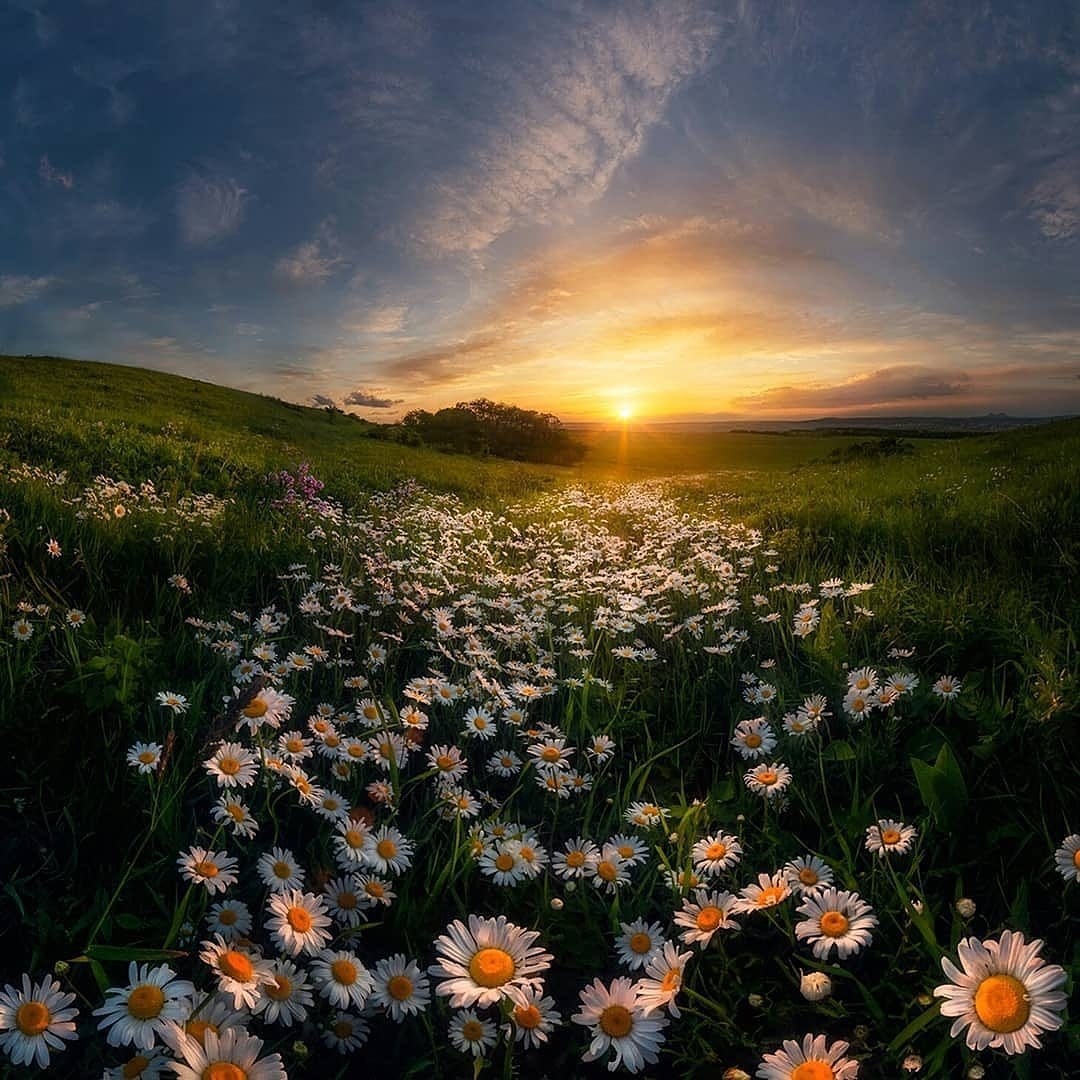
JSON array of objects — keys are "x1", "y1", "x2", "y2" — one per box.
[{"x1": 617, "y1": 404, "x2": 634, "y2": 421}]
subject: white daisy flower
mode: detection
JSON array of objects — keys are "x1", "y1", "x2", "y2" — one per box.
[
  {"x1": 265, "y1": 889, "x2": 333, "y2": 956},
  {"x1": 369, "y1": 955, "x2": 431, "y2": 1022},
  {"x1": 251, "y1": 958, "x2": 314, "y2": 1027},
  {"x1": 794, "y1": 888, "x2": 878, "y2": 960},
  {"x1": 673, "y1": 889, "x2": 740, "y2": 949},
  {"x1": 691, "y1": 833, "x2": 743, "y2": 876},
  {"x1": 205, "y1": 899, "x2": 252, "y2": 942},
  {"x1": 448, "y1": 1009, "x2": 496, "y2": 1057},
  {"x1": 572, "y1": 976, "x2": 667, "y2": 1074},
  {"x1": 256, "y1": 846, "x2": 306, "y2": 893},
  {"x1": 757, "y1": 1033, "x2": 859, "y2": 1080},
  {"x1": 0, "y1": 973, "x2": 79, "y2": 1069},
  {"x1": 635, "y1": 941, "x2": 692, "y2": 1017},
  {"x1": 865, "y1": 818, "x2": 917, "y2": 858},
  {"x1": 127, "y1": 742, "x2": 163, "y2": 774},
  {"x1": 782, "y1": 854, "x2": 834, "y2": 894},
  {"x1": 168, "y1": 1026, "x2": 285, "y2": 1080},
  {"x1": 177, "y1": 847, "x2": 238, "y2": 894},
  {"x1": 311, "y1": 950, "x2": 375, "y2": 1011},
  {"x1": 506, "y1": 987, "x2": 561, "y2": 1049},
  {"x1": 1054, "y1": 833, "x2": 1080, "y2": 882},
  {"x1": 615, "y1": 920, "x2": 667, "y2": 970}
]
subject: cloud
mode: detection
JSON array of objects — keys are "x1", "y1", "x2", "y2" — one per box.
[
  {"x1": 310, "y1": 393, "x2": 338, "y2": 408},
  {"x1": 68, "y1": 199, "x2": 155, "y2": 240},
  {"x1": 0, "y1": 274, "x2": 55, "y2": 308},
  {"x1": 343, "y1": 387, "x2": 403, "y2": 408},
  {"x1": 176, "y1": 170, "x2": 249, "y2": 247},
  {"x1": 346, "y1": 304, "x2": 408, "y2": 334},
  {"x1": 413, "y1": 1, "x2": 720, "y2": 251},
  {"x1": 39, "y1": 154, "x2": 74, "y2": 189},
  {"x1": 274, "y1": 221, "x2": 345, "y2": 284},
  {"x1": 733, "y1": 366, "x2": 973, "y2": 412},
  {"x1": 1029, "y1": 154, "x2": 1080, "y2": 241}
]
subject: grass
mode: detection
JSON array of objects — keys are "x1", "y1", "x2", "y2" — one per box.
[{"x1": 0, "y1": 355, "x2": 1077, "y2": 1078}]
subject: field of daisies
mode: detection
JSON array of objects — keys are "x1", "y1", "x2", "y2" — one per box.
[{"x1": 2, "y1": 423, "x2": 1079, "y2": 1078}]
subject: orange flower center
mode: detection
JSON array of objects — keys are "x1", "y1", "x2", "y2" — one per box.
[
  {"x1": 266, "y1": 975, "x2": 293, "y2": 1001},
  {"x1": 744, "y1": 734, "x2": 762, "y2": 748},
  {"x1": 705, "y1": 842, "x2": 727, "y2": 860},
  {"x1": 138, "y1": 751, "x2": 156, "y2": 764},
  {"x1": 597, "y1": 860, "x2": 618, "y2": 882},
  {"x1": 515, "y1": 1003, "x2": 542, "y2": 1029},
  {"x1": 331, "y1": 959, "x2": 358, "y2": 985},
  {"x1": 495, "y1": 853, "x2": 516, "y2": 872},
  {"x1": 882, "y1": 829, "x2": 901, "y2": 845},
  {"x1": 15, "y1": 1001, "x2": 50, "y2": 1036},
  {"x1": 540, "y1": 747, "x2": 560, "y2": 761},
  {"x1": 387, "y1": 975, "x2": 413, "y2": 1001},
  {"x1": 127, "y1": 984, "x2": 166, "y2": 1019},
  {"x1": 1072, "y1": 849, "x2": 1080, "y2": 869},
  {"x1": 193, "y1": 860, "x2": 219, "y2": 878},
  {"x1": 365, "y1": 881, "x2": 385, "y2": 898},
  {"x1": 218, "y1": 758, "x2": 240, "y2": 776},
  {"x1": 565, "y1": 850, "x2": 585, "y2": 868},
  {"x1": 461, "y1": 1019, "x2": 485, "y2": 1041},
  {"x1": 436, "y1": 755, "x2": 454, "y2": 770},
  {"x1": 184, "y1": 1019, "x2": 218, "y2": 1046},
  {"x1": 696, "y1": 906, "x2": 723, "y2": 931},
  {"x1": 242, "y1": 698, "x2": 268, "y2": 719},
  {"x1": 272, "y1": 861, "x2": 292, "y2": 879},
  {"x1": 468, "y1": 947, "x2": 515, "y2": 987},
  {"x1": 798, "y1": 868, "x2": 820, "y2": 886},
  {"x1": 819, "y1": 911, "x2": 850, "y2": 937},
  {"x1": 756, "y1": 770, "x2": 778, "y2": 786},
  {"x1": 973, "y1": 974, "x2": 1031, "y2": 1034},
  {"x1": 122, "y1": 1055, "x2": 151, "y2": 1079},
  {"x1": 333, "y1": 1020, "x2": 354, "y2": 1039},
  {"x1": 218, "y1": 908, "x2": 238, "y2": 926},
  {"x1": 661, "y1": 969, "x2": 681, "y2": 992},
  {"x1": 629, "y1": 932, "x2": 653, "y2": 954},
  {"x1": 617, "y1": 845, "x2": 634, "y2": 859},
  {"x1": 337, "y1": 890, "x2": 358, "y2": 910},
  {"x1": 598, "y1": 1004, "x2": 633, "y2": 1038},
  {"x1": 791, "y1": 1063, "x2": 835, "y2": 1080},
  {"x1": 218, "y1": 950, "x2": 253, "y2": 982},
  {"x1": 226, "y1": 804, "x2": 246, "y2": 823},
  {"x1": 344, "y1": 829, "x2": 365, "y2": 849},
  {"x1": 325, "y1": 734, "x2": 342, "y2": 748},
  {"x1": 286, "y1": 738, "x2": 303, "y2": 753},
  {"x1": 376, "y1": 838, "x2": 397, "y2": 859},
  {"x1": 203, "y1": 1065, "x2": 248, "y2": 1080},
  {"x1": 286, "y1": 907, "x2": 312, "y2": 933},
  {"x1": 756, "y1": 886, "x2": 786, "y2": 906}
]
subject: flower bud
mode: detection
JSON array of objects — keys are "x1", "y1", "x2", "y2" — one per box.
[
  {"x1": 955, "y1": 897, "x2": 976, "y2": 919},
  {"x1": 53, "y1": 961, "x2": 70, "y2": 977},
  {"x1": 747, "y1": 993, "x2": 764, "y2": 1008},
  {"x1": 902, "y1": 1054, "x2": 923, "y2": 1073},
  {"x1": 723, "y1": 1070, "x2": 751, "y2": 1080},
  {"x1": 799, "y1": 971, "x2": 832, "y2": 1001},
  {"x1": 291, "y1": 1040, "x2": 309, "y2": 1059},
  {"x1": 550, "y1": 897, "x2": 564, "y2": 911},
  {"x1": 966, "y1": 1067, "x2": 985, "y2": 1080}
]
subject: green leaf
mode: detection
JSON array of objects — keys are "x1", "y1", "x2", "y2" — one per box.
[
  {"x1": 822, "y1": 739, "x2": 855, "y2": 761},
  {"x1": 76, "y1": 945, "x2": 188, "y2": 964},
  {"x1": 911, "y1": 743, "x2": 967, "y2": 829}
]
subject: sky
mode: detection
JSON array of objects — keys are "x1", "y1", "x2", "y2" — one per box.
[{"x1": 1, "y1": 0, "x2": 1079, "y2": 421}]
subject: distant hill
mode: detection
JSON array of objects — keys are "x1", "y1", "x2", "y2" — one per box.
[{"x1": 570, "y1": 414, "x2": 1069, "y2": 434}]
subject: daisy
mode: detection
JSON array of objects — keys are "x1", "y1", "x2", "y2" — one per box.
[
  {"x1": 276, "y1": 730, "x2": 313, "y2": 762},
  {"x1": 251, "y1": 958, "x2": 314, "y2": 1027},
  {"x1": 322, "y1": 1012, "x2": 370, "y2": 1054},
  {"x1": 159, "y1": 996, "x2": 248, "y2": 1053},
  {"x1": 932, "y1": 674, "x2": 963, "y2": 699},
  {"x1": 364, "y1": 825, "x2": 414, "y2": 875},
  {"x1": 323, "y1": 875, "x2": 364, "y2": 926},
  {"x1": 757, "y1": 1033, "x2": 859, "y2": 1080},
  {"x1": 516, "y1": 835, "x2": 547, "y2": 878},
  {"x1": 256, "y1": 846, "x2": 306, "y2": 892},
  {"x1": 205, "y1": 899, "x2": 252, "y2": 942},
  {"x1": 0, "y1": 973, "x2": 79, "y2": 1069},
  {"x1": 11, "y1": 617, "x2": 33, "y2": 642},
  {"x1": 203, "y1": 742, "x2": 259, "y2": 789},
  {"x1": 311, "y1": 950, "x2": 375, "y2": 1010},
  {"x1": 65, "y1": 608, "x2": 87, "y2": 628},
  {"x1": 479, "y1": 841, "x2": 529, "y2": 886},
  {"x1": 357, "y1": 874, "x2": 396, "y2": 909},
  {"x1": 156, "y1": 691, "x2": 188, "y2": 714},
  {"x1": 369, "y1": 955, "x2": 431, "y2": 1021},
  {"x1": 847, "y1": 667, "x2": 879, "y2": 693},
  {"x1": 333, "y1": 818, "x2": 372, "y2": 867},
  {"x1": 735, "y1": 872, "x2": 791, "y2": 914},
  {"x1": 586, "y1": 734, "x2": 616, "y2": 764},
  {"x1": 177, "y1": 847, "x2": 238, "y2": 895},
  {"x1": 536, "y1": 769, "x2": 572, "y2": 798},
  {"x1": 102, "y1": 1047, "x2": 168, "y2": 1078},
  {"x1": 587, "y1": 846, "x2": 632, "y2": 894},
  {"x1": 499, "y1": 987, "x2": 559, "y2": 1051},
  {"x1": 427, "y1": 744, "x2": 468, "y2": 781},
  {"x1": 865, "y1": 819, "x2": 917, "y2": 858},
  {"x1": 313, "y1": 789, "x2": 350, "y2": 823},
  {"x1": 461, "y1": 706, "x2": 497, "y2": 739},
  {"x1": 449, "y1": 1009, "x2": 496, "y2": 1057},
  {"x1": 168, "y1": 1027, "x2": 285, "y2": 1080},
  {"x1": 366, "y1": 731, "x2": 409, "y2": 771},
  {"x1": 127, "y1": 742, "x2": 163, "y2": 774},
  {"x1": 94, "y1": 963, "x2": 195, "y2": 1049},
  {"x1": 266, "y1": 890, "x2": 333, "y2": 956},
  {"x1": 616, "y1": 921, "x2": 667, "y2": 971},
  {"x1": 783, "y1": 854, "x2": 834, "y2": 894},
  {"x1": 573, "y1": 976, "x2": 668, "y2": 1075},
  {"x1": 199, "y1": 936, "x2": 274, "y2": 1009},
  {"x1": 356, "y1": 697, "x2": 383, "y2": 726},
  {"x1": 744, "y1": 762, "x2": 793, "y2": 799},
  {"x1": 635, "y1": 941, "x2": 692, "y2": 1017},
  {"x1": 934, "y1": 931, "x2": 1068, "y2": 1054},
  {"x1": 440, "y1": 787, "x2": 481, "y2": 820},
  {"x1": 624, "y1": 801, "x2": 666, "y2": 828},
  {"x1": 552, "y1": 837, "x2": 600, "y2": 880},
  {"x1": 430, "y1": 914, "x2": 553, "y2": 1009},
  {"x1": 527, "y1": 737, "x2": 574, "y2": 771},
  {"x1": 211, "y1": 796, "x2": 259, "y2": 839},
  {"x1": 783, "y1": 712, "x2": 816, "y2": 737},
  {"x1": 674, "y1": 889, "x2": 740, "y2": 949},
  {"x1": 236, "y1": 687, "x2": 294, "y2": 732},
  {"x1": 1053, "y1": 833, "x2": 1080, "y2": 882},
  {"x1": 731, "y1": 718, "x2": 777, "y2": 760},
  {"x1": 691, "y1": 833, "x2": 743, "y2": 876},
  {"x1": 607, "y1": 834, "x2": 650, "y2": 866},
  {"x1": 795, "y1": 888, "x2": 878, "y2": 960},
  {"x1": 487, "y1": 749, "x2": 523, "y2": 777}
]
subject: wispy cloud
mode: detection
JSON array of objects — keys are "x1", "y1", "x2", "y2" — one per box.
[
  {"x1": 176, "y1": 170, "x2": 249, "y2": 247},
  {"x1": 274, "y1": 220, "x2": 345, "y2": 284},
  {"x1": 0, "y1": 274, "x2": 55, "y2": 308},
  {"x1": 39, "y1": 153, "x2": 74, "y2": 189},
  {"x1": 345, "y1": 304, "x2": 408, "y2": 334},
  {"x1": 1029, "y1": 154, "x2": 1080, "y2": 241},
  {"x1": 343, "y1": 387, "x2": 403, "y2": 408}
]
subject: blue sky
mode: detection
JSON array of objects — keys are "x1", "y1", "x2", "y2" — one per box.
[{"x1": 1, "y1": 0, "x2": 1078, "y2": 419}]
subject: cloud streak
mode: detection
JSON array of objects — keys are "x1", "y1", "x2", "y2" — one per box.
[{"x1": 176, "y1": 171, "x2": 249, "y2": 247}]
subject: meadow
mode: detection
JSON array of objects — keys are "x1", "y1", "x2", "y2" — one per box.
[{"x1": 1, "y1": 355, "x2": 1077, "y2": 1078}]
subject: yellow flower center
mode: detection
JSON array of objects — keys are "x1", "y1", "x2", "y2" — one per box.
[
  {"x1": 661, "y1": 969, "x2": 681, "y2": 992},
  {"x1": 756, "y1": 770, "x2": 778, "y2": 786},
  {"x1": 566, "y1": 850, "x2": 585, "y2": 868},
  {"x1": 387, "y1": 975, "x2": 413, "y2": 1001},
  {"x1": 272, "y1": 861, "x2": 292, "y2": 879},
  {"x1": 286, "y1": 738, "x2": 303, "y2": 753},
  {"x1": 882, "y1": 829, "x2": 902, "y2": 845},
  {"x1": 597, "y1": 860, "x2": 618, "y2": 882},
  {"x1": 331, "y1": 959, "x2": 358, "y2": 985},
  {"x1": 617, "y1": 845, "x2": 634, "y2": 859},
  {"x1": 376, "y1": 838, "x2": 397, "y2": 859},
  {"x1": 333, "y1": 1019, "x2": 354, "y2": 1039},
  {"x1": 184, "y1": 1019, "x2": 218, "y2": 1046},
  {"x1": 127, "y1": 984, "x2": 165, "y2": 1019},
  {"x1": 1072, "y1": 849, "x2": 1080, "y2": 869},
  {"x1": 226, "y1": 804, "x2": 245, "y2": 823},
  {"x1": 15, "y1": 1001, "x2": 50, "y2": 1036},
  {"x1": 325, "y1": 734, "x2": 342, "y2": 748},
  {"x1": 122, "y1": 1055, "x2": 150, "y2": 1079},
  {"x1": 461, "y1": 1019, "x2": 485, "y2": 1041},
  {"x1": 436, "y1": 755, "x2": 454, "y2": 770},
  {"x1": 474, "y1": 718, "x2": 487, "y2": 729},
  {"x1": 744, "y1": 734, "x2": 762, "y2": 748},
  {"x1": 218, "y1": 951, "x2": 254, "y2": 982},
  {"x1": 242, "y1": 698, "x2": 268, "y2": 719},
  {"x1": 598, "y1": 1004, "x2": 633, "y2": 1038},
  {"x1": 365, "y1": 881, "x2": 385, "y2": 898},
  {"x1": 266, "y1": 975, "x2": 292, "y2": 1001},
  {"x1": 218, "y1": 757, "x2": 240, "y2": 776},
  {"x1": 791, "y1": 1064, "x2": 835, "y2": 1080},
  {"x1": 629, "y1": 932, "x2": 653, "y2": 954},
  {"x1": 974, "y1": 973, "x2": 1031, "y2": 1034},
  {"x1": 495, "y1": 853, "x2": 516, "y2": 872},
  {"x1": 798, "y1": 868, "x2": 820, "y2": 886},
  {"x1": 705, "y1": 842, "x2": 727, "y2": 860},
  {"x1": 344, "y1": 829, "x2": 364, "y2": 849},
  {"x1": 337, "y1": 890, "x2": 358, "y2": 910},
  {"x1": 218, "y1": 908, "x2": 238, "y2": 926},
  {"x1": 138, "y1": 751, "x2": 156, "y2": 764},
  {"x1": 515, "y1": 1003, "x2": 542, "y2": 1029},
  {"x1": 755, "y1": 886, "x2": 786, "y2": 906},
  {"x1": 696, "y1": 906, "x2": 723, "y2": 931},
  {"x1": 819, "y1": 911, "x2": 850, "y2": 937},
  {"x1": 540, "y1": 747, "x2": 560, "y2": 761},
  {"x1": 363, "y1": 706, "x2": 378, "y2": 719},
  {"x1": 468, "y1": 947, "x2": 515, "y2": 988},
  {"x1": 286, "y1": 906, "x2": 312, "y2": 933},
  {"x1": 193, "y1": 860, "x2": 219, "y2": 878},
  {"x1": 203, "y1": 1065, "x2": 247, "y2": 1080}
]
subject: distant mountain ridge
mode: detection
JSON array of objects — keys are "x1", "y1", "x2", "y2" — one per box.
[{"x1": 569, "y1": 414, "x2": 1070, "y2": 434}]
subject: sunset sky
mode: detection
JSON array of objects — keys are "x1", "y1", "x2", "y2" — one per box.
[{"x1": 2, "y1": 1, "x2": 1079, "y2": 420}]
